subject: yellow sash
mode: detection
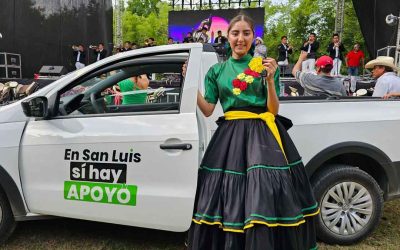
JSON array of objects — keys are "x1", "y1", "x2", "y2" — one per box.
[{"x1": 224, "y1": 111, "x2": 287, "y2": 161}]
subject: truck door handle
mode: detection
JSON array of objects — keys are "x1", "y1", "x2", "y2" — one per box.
[{"x1": 160, "y1": 143, "x2": 192, "y2": 150}]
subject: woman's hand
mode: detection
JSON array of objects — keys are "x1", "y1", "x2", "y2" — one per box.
[
  {"x1": 262, "y1": 58, "x2": 278, "y2": 83},
  {"x1": 262, "y1": 58, "x2": 279, "y2": 115},
  {"x1": 383, "y1": 92, "x2": 400, "y2": 99}
]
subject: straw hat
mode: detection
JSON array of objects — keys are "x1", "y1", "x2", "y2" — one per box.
[{"x1": 365, "y1": 56, "x2": 398, "y2": 71}]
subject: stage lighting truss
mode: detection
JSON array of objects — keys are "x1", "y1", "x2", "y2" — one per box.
[
  {"x1": 170, "y1": 0, "x2": 264, "y2": 10},
  {"x1": 385, "y1": 13, "x2": 400, "y2": 72}
]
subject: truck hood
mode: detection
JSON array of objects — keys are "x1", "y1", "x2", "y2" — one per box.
[{"x1": 0, "y1": 100, "x2": 29, "y2": 124}]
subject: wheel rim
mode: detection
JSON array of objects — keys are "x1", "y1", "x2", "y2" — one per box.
[{"x1": 321, "y1": 181, "x2": 373, "y2": 236}]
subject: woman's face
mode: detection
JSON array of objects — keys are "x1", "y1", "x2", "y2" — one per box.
[{"x1": 228, "y1": 20, "x2": 254, "y2": 59}]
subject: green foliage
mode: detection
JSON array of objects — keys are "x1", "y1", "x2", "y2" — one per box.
[
  {"x1": 342, "y1": 0, "x2": 368, "y2": 58},
  {"x1": 122, "y1": 1, "x2": 170, "y2": 46},
  {"x1": 127, "y1": 0, "x2": 161, "y2": 16},
  {"x1": 263, "y1": 0, "x2": 365, "y2": 62}
]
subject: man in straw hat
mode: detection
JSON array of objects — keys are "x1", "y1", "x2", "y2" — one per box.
[{"x1": 365, "y1": 56, "x2": 400, "y2": 97}]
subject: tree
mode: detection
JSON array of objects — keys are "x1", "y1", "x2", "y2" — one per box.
[
  {"x1": 342, "y1": 0, "x2": 368, "y2": 58},
  {"x1": 263, "y1": 0, "x2": 365, "y2": 62},
  {"x1": 122, "y1": 1, "x2": 170, "y2": 46},
  {"x1": 127, "y1": 0, "x2": 161, "y2": 16}
]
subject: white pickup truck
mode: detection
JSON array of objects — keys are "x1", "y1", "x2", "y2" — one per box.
[{"x1": 0, "y1": 43, "x2": 398, "y2": 245}]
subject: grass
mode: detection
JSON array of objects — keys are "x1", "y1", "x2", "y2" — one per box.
[{"x1": 1, "y1": 199, "x2": 399, "y2": 250}]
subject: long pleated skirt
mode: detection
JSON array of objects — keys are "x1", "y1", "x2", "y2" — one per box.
[{"x1": 188, "y1": 108, "x2": 319, "y2": 250}]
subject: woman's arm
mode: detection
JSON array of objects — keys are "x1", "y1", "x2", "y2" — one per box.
[
  {"x1": 183, "y1": 61, "x2": 216, "y2": 117},
  {"x1": 197, "y1": 91, "x2": 216, "y2": 117},
  {"x1": 263, "y1": 58, "x2": 279, "y2": 115}
]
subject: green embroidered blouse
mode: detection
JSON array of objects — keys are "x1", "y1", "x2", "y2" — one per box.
[{"x1": 204, "y1": 54, "x2": 280, "y2": 112}]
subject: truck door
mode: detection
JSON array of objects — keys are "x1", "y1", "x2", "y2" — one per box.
[{"x1": 20, "y1": 45, "x2": 202, "y2": 231}]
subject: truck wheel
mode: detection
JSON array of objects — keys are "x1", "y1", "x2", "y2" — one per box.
[
  {"x1": 311, "y1": 164, "x2": 383, "y2": 245},
  {"x1": 0, "y1": 189, "x2": 16, "y2": 244}
]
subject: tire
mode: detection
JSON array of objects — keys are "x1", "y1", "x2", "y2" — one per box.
[
  {"x1": 0, "y1": 188, "x2": 17, "y2": 244},
  {"x1": 311, "y1": 164, "x2": 383, "y2": 245}
]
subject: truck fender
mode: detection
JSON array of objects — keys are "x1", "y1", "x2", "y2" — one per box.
[
  {"x1": 306, "y1": 142, "x2": 392, "y2": 175},
  {"x1": 304, "y1": 141, "x2": 397, "y2": 197},
  {"x1": 0, "y1": 165, "x2": 26, "y2": 217}
]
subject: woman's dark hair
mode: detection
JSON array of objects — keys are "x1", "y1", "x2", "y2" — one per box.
[
  {"x1": 227, "y1": 14, "x2": 255, "y2": 35},
  {"x1": 281, "y1": 35, "x2": 287, "y2": 40}
]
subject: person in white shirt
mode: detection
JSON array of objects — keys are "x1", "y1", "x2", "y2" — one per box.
[{"x1": 365, "y1": 56, "x2": 400, "y2": 97}]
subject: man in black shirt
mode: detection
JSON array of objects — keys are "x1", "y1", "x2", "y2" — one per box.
[
  {"x1": 277, "y1": 36, "x2": 293, "y2": 76},
  {"x1": 72, "y1": 44, "x2": 86, "y2": 70},
  {"x1": 327, "y1": 33, "x2": 346, "y2": 76},
  {"x1": 300, "y1": 32, "x2": 319, "y2": 73},
  {"x1": 119, "y1": 41, "x2": 132, "y2": 52},
  {"x1": 214, "y1": 30, "x2": 227, "y2": 45},
  {"x1": 183, "y1": 32, "x2": 194, "y2": 43},
  {"x1": 93, "y1": 43, "x2": 107, "y2": 62}
]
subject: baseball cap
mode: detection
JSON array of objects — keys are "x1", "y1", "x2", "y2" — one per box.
[{"x1": 315, "y1": 55, "x2": 333, "y2": 68}]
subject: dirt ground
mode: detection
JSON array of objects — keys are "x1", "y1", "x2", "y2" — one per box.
[{"x1": 1, "y1": 199, "x2": 399, "y2": 250}]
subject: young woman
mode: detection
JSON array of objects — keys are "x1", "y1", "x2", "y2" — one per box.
[{"x1": 188, "y1": 15, "x2": 319, "y2": 250}]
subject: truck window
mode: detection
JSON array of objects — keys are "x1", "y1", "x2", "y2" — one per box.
[{"x1": 57, "y1": 61, "x2": 187, "y2": 116}]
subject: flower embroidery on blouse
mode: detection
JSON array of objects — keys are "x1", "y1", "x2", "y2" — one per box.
[{"x1": 232, "y1": 57, "x2": 263, "y2": 95}]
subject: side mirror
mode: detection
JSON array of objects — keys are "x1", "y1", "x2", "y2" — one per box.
[{"x1": 21, "y1": 96, "x2": 49, "y2": 118}]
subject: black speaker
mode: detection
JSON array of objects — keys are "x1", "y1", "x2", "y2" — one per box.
[
  {"x1": 6, "y1": 54, "x2": 21, "y2": 66},
  {"x1": 39, "y1": 65, "x2": 67, "y2": 76},
  {"x1": 7, "y1": 67, "x2": 21, "y2": 78},
  {"x1": 0, "y1": 67, "x2": 6, "y2": 78},
  {"x1": 0, "y1": 54, "x2": 5, "y2": 65}
]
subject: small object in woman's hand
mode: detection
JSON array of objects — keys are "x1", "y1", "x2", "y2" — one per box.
[
  {"x1": 260, "y1": 58, "x2": 268, "y2": 78},
  {"x1": 260, "y1": 69, "x2": 268, "y2": 78}
]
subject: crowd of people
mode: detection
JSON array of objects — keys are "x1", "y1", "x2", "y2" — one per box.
[
  {"x1": 276, "y1": 32, "x2": 366, "y2": 82},
  {"x1": 72, "y1": 42, "x2": 109, "y2": 70},
  {"x1": 71, "y1": 38, "x2": 153, "y2": 70},
  {"x1": 71, "y1": 26, "x2": 400, "y2": 100},
  {"x1": 273, "y1": 31, "x2": 400, "y2": 99}
]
